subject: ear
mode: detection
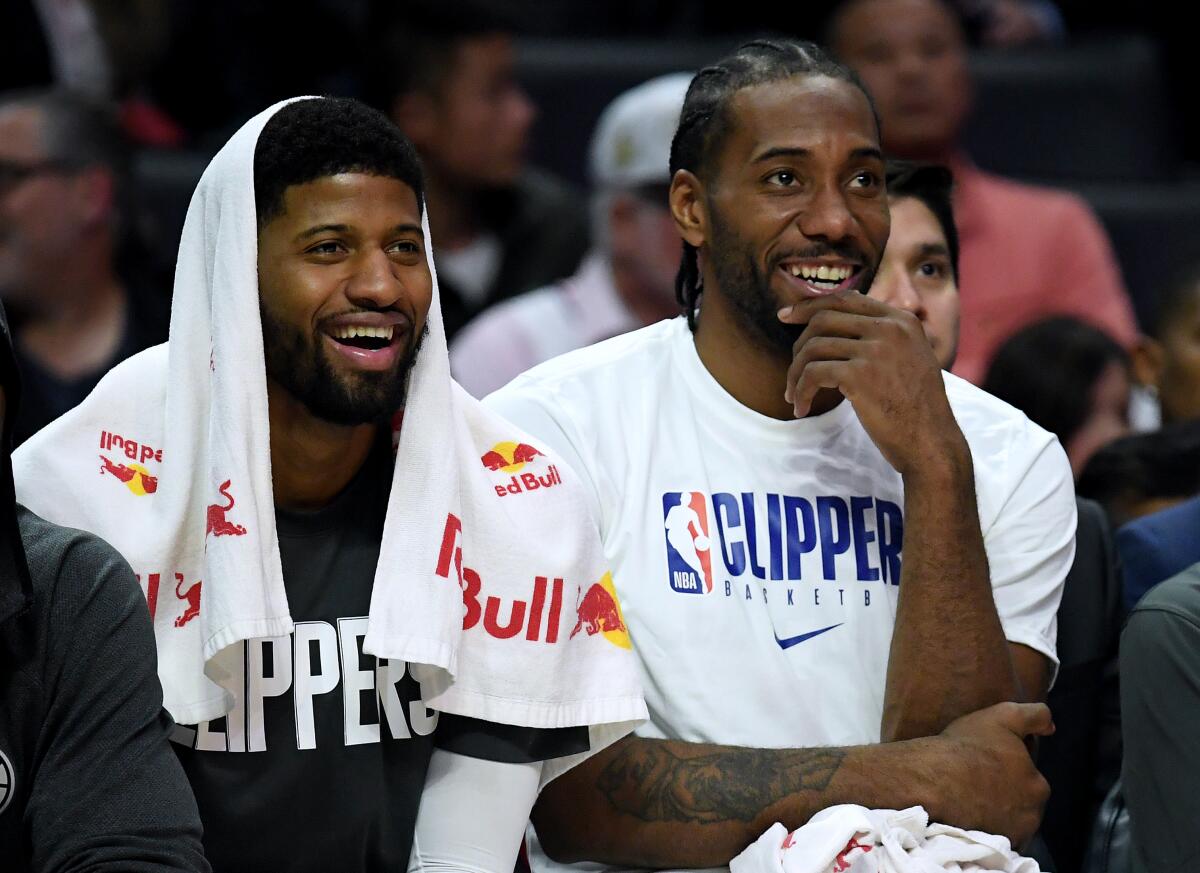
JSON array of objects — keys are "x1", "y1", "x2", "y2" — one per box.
[
  {"x1": 391, "y1": 91, "x2": 438, "y2": 145},
  {"x1": 669, "y1": 169, "x2": 707, "y2": 249},
  {"x1": 1131, "y1": 336, "x2": 1164, "y2": 388}
]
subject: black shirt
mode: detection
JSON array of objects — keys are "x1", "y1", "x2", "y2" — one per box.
[
  {"x1": 0, "y1": 507, "x2": 208, "y2": 872},
  {"x1": 174, "y1": 438, "x2": 585, "y2": 872}
]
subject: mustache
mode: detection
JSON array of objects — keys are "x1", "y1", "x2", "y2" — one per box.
[{"x1": 770, "y1": 242, "x2": 867, "y2": 268}]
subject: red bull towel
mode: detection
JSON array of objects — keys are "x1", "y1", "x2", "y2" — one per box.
[{"x1": 11, "y1": 99, "x2": 645, "y2": 776}]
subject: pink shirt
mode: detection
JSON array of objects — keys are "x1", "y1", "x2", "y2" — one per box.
[{"x1": 950, "y1": 158, "x2": 1139, "y2": 384}]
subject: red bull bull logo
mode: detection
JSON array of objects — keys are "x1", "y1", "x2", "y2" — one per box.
[
  {"x1": 480, "y1": 440, "x2": 563, "y2": 497},
  {"x1": 100, "y1": 454, "x2": 159, "y2": 495},
  {"x1": 206, "y1": 480, "x2": 248, "y2": 538},
  {"x1": 174, "y1": 576, "x2": 202, "y2": 627},
  {"x1": 570, "y1": 573, "x2": 632, "y2": 649}
]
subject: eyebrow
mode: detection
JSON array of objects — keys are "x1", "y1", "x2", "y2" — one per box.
[
  {"x1": 751, "y1": 145, "x2": 884, "y2": 164},
  {"x1": 915, "y1": 242, "x2": 951, "y2": 258},
  {"x1": 293, "y1": 222, "x2": 425, "y2": 243}
]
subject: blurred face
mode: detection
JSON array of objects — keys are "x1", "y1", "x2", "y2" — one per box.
[
  {"x1": 1158, "y1": 291, "x2": 1200, "y2": 423},
  {"x1": 685, "y1": 75, "x2": 889, "y2": 354},
  {"x1": 1065, "y1": 360, "x2": 1132, "y2": 478},
  {"x1": 416, "y1": 34, "x2": 535, "y2": 188},
  {"x1": 257, "y1": 173, "x2": 433, "y2": 425},
  {"x1": 833, "y1": 0, "x2": 972, "y2": 158},
  {"x1": 869, "y1": 196, "x2": 959, "y2": 367},
  {"x1": 0, "y1": 105, "x2": 90, "y2": 302},
  {"x1": 608, "y1": 188, "x2": 682, "y2": 316}
]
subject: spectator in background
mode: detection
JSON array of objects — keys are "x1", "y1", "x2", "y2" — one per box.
[
  {"x1": 868, "y1": 162, "x2": 960, "y2": 370},
  {"x1": 1076, "y1": 420, "x2": 1200, "y2": 526},
  {"x1": 0, "y1": 89, "x2": 168, "y2": 444},
  {"x1": 367, "y1": 0, "x2": 589, "y2": 340},
  {"x1": 1130, "y1": 263, "x2": 1200, "y2": 430},
  {"x1": 983, "y1": 317, "x2": 1132, "y2": 477},
  {"x1": 829, "y1": 0, "x2": 1139, "y2": 385},
  {"x1": 451, "y1": 73, "x2": 688, "y2": 397}
]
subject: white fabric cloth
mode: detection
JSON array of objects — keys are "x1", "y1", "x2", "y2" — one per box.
[
  {"x1": 731, "y1": 805, "x2": 1041, "y2": 873},
  {"x1": 485, "y1": 317, "x2": 1074, "y2": 873},
  {"x1": 11, "y1": 99, "x2": 645, "y2": 779},
  {"x1": 450, "y1": 253, "x2": 640, "y2": 398}
]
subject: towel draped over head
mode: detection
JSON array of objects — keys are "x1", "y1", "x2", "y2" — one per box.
[{"x1": 11, "y1": 98, "x2": 645, "y2": 766}]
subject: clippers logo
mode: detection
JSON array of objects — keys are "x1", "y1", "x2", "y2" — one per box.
[
  {"x1": 662, "y1": 491, "x2": 714, "y2": 594},
  {"x1": 99, "y1": 455, "x2": 158, "y2": 495},
  {"x1": 570, "y1": 572, "x2": 632, "y2": 649},
  {"x1": 206, "y1": 480, "x2": 248, "y2": 538},
  {"x1": 480, "y1": 441, "x2": 562, "y2": 497},
  {"x1": 174, "y1": 575, "x2": 202, "y2": 627},
  {"x1": 0, "y1": 749, "x2": 12, "y2": 817}
]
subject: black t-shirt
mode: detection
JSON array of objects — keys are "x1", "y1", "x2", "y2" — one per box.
[{"x1": 174, "y1": 439, "x2": 585, "y2": 872}]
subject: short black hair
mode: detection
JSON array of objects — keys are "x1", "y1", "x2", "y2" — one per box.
[
  {"x1": 363, "y1": 0, "x2": 521, "y2": 112},
  {"x1": 669, "y1": 39, "x2": 880, "y2": 329},
  {"x1": 886, "y1": 161, "x2": 959, "y2": 282},
  {"x1": 982, "y1": 316, "x2": 1130, "y2": 449},
  {"x1": 253, "y1": 97, "x2": 425, "y2": 227},
  {"x1": 1077, "y1": 419, "x2": 1200, "y2": 523}
]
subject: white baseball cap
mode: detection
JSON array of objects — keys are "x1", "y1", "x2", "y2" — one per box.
[{"x1": 589, "y1": 72, "x2": 694, "y2": 190}]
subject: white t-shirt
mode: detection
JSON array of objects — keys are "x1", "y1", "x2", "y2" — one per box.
[{"x1": 485, "y1": 317, "x2": 1074, "y2": 868}]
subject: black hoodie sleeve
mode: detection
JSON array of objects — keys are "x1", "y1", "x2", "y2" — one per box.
[{"x1": 24, "y1": 521, "x2": 209, "y2": 873}]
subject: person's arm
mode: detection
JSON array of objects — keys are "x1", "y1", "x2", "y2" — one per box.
[
  {"x1": 409, "y1": 750, "x2": 541, "y2": 873},
  {"x1": 533, "y1": 701, "x2": 1052, "y2": 868},
  {"x1": 1120, "y1": 578, "x2": 1200, "y2": 871},
  {"x1": 780, "y1": 293, "x2": 1018, "y2": 740},
  {"x1": 27, "y1": 533, "x2": 209, "y2": 872}
]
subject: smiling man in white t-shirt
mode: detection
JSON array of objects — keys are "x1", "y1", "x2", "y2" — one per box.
[{"x1": 486, "y1": 38, "x2": 1075, "y2": 872}]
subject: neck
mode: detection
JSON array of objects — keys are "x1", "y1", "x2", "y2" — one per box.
[
  {"x1": 422, "y1": 167, "x2": 480, "y2": 251},
  {"x1": 267, "y1": 379, "x2": 379, "y2": 510},
  {"x1": 19, "y1": 247, "x2": 128, "y2": 379},
  {"x1": 610, "y1": 258, "x2": 679, "y2": 327},
  {"x1": 692, "y1": 274, "x2": 842, "y2": 421}
]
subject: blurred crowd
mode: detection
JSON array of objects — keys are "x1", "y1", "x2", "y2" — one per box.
[{"x1": 3, "y1": 1, "x2": 1200, "y2": 871}]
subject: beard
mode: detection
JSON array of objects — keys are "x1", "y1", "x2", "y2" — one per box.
[
  {"x1": 260, "y1": 305, "x2": 426, "y2": 426},
  {"x1": 705, "y1": 203, "x2": 877, "y2": 357}
]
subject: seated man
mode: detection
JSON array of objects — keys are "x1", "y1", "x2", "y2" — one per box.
[
  {"x1": 11, "y1": 97, "x2": 644, "y2": 872},
  {"x1": 0, "y1": 299, "x2": 207, "y2": 872},
  {"x1": 451, "y1": 73, "x2": 689, "y2": 398},
  {"x1": 868, "y1": 162, "x2": 960, "y2": 370},
  {"x1": 1120, "y1": 560, "x2": 1200, "y2": 872},
  {"x1": 828, "y1": 0, "x2": 1138, "y2": 384},
  {"x1": 485, "y1": 40, "x2": 1075, "y2": 870}
]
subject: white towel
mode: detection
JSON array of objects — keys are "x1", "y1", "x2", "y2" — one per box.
[
  {"x1": 730, "y1": 806, "x2": 1041, "y2": 873},
  {"x1": 11, "y1": 98, "x2": 646, "y2": 771}
]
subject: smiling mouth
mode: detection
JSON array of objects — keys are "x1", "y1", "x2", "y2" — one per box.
[
  {"x1": 327, "y1": 324, "x2": 395, "y2": 351},
  {"x1": 778, "y1": 260, "x2": 863, "y2": 296}
]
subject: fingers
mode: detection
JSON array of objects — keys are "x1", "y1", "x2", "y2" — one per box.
[
  {"x1": 777, "y1": 289, "x2": 892, "y2": 325},
  {"x1": 790, "y1": 360, "x2": 851, "y2": 418},
  {"x1": 991, "y1": 701, "x2": 1056, "y2": 738},
  {"x1": 784, "y1": 337, "x2": 860, "y2": 407}
]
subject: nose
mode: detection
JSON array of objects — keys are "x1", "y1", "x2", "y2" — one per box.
[
  {"x1": 878, "y1": 270, "x2": 927, "y2": 323},
  {"x1": 797, "y1": 182, "x2": 855, "y2": 244},
  {"x1": 346, "y1": 248, "x2": 405, "y2": 309}
]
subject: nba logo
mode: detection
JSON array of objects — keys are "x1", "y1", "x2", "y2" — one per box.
[{"x1": 662, "y1": 492, "x2": 714, "y2": 594}]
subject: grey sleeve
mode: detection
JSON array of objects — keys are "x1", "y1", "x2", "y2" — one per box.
[
  {"x1": 1120, "y1": 586, "x2": 1200, "y2": 872},
  {"x1": 27, "y1": 534, "x2": 210, "y2": 873}
]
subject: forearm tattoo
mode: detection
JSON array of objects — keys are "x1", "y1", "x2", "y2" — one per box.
[{"x1": 597, "y1": 741, "x2": 846, "y2": 823}]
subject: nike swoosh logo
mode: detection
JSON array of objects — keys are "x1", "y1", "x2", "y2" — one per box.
[{"x1": 774, "y1": 623, "x2": 843, "y2": 649}]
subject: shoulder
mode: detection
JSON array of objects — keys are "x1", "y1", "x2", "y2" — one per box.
[
  {"x1": 1122, "y1": 495, "x2": 1200, "y2": 545},
  {"x1": 943, "y1": 370, "x2": 1058, "y2": 455},
  {"x1": 972, "y1": 169, "x2": 1102, "y2": 231},
  {"x1": 1127, "y1": 564, "x2": 1200, "y2": 638},
  {"x1": 453, "y1": 283, "x2": 573, "y2": 355}
]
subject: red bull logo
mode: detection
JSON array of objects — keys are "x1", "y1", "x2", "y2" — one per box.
[
  {"x1": 100, "y1": 454, "x2": 158, "y2": 495},
  {"x1": 173, "y1": 575, "x2": 202, "y2": 627},
  {"x1": 206, "y1": 480, "x2": 248, "y2": 538},
  {"x1": 570, "y1": 573, "x2": 631, "y2": 649},
  {"x1": 480, "y1": 440, "x2": 562, "y2": 497}
]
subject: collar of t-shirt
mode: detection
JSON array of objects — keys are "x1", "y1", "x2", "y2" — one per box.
[
  {"x1": 436, "y1": 233, "x2": 503, "y2": 308},
  {"x1": 669, "y1": 318, "x2": 858, "y2": 446}
]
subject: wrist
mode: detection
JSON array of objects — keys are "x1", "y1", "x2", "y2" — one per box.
[{"x1": 900, "y1": 433, "x2": 973, "y2": 490}]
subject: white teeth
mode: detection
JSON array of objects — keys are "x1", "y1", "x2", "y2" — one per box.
[
  {"x1": 786, "y1": 264, "x2": 852, "y2": 282},
  {"x1": 332, "y1": 325, "x2": 395, "y2": 341},
  {"x1": 790, "y1": 265, "x2": 802, "y2": 277},
  {"x1": 816, "y1": 265, "x2": 831, "y2": 280}
]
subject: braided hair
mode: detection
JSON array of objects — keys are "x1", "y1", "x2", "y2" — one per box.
[{"x1": 669, "y1": 39, "x2": 878, "y2": 329}]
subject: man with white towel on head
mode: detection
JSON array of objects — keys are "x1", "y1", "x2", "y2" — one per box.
[{"x1": 10, "y1": 97, "x2": 645, "y2": 872}]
